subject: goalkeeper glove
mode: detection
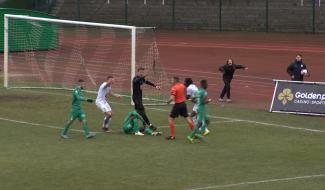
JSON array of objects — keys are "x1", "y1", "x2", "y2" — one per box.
[{"x1": 87, "y1": 99, "x2": 94, "y2": 103}]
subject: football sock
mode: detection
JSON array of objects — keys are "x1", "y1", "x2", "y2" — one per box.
[
  {"x1": 103, "y1": 116, "x2": 111, "y2": 128},
  {"x1": 189, "y1": 128, "x2": 200, "y2": 138},
  {"x1": 188, "y1": 120, "x2": 194, "y2": 131},
  {"x1": 192, "y1": 116, "x2": 198, "y2": 125},
  {"x1": 82, "y1": 123, "x2": 90, "y2": 136},
  {"x1": 200, "y1": 122, "x2": 207, "y2": 132},
  {"x1": 169, "y1": 120, "x2": 175, "y2": 137},
  {"x1": 62, "y1": 123, "x2": 71, "y2": 135}
]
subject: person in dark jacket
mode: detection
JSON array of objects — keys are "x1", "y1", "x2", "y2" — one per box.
[
  {"x1": 218, "y1": 58, "x2": 247, "y2": 102},
  {"x1": 287, "y1": 54, "x2": 310, "y2": 81}
]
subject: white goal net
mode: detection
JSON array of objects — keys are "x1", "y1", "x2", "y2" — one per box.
[{"x1": 3, "y1": 14, "x2": 170, "y2": 105}]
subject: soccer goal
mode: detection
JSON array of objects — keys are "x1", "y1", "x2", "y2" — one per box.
[{"x1": 3, "y1": 14, "x2": 169, "y2": 105}]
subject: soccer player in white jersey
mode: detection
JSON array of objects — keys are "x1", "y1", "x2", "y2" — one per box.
[
  {"x1": 184, "y1": 78, "x2": 210, "y2": 136},
  {"x1": 96, "y1": 76, "x2": 121, "y2": 132}
]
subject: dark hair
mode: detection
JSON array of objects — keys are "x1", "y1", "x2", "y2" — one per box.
[
  {"x1": 200, "y1": 79, "x2": 208, "y2": 89},
  {"x1": 138, "y1": 67, "x2": 145, "y2": 72},
  {"x1": 78, "y1": 79, "x2": 85, "y2": 83},
  {"x1": 296, "y1": 54, "x2": 303, "y2": 57},
  {"x1": 173, "y1": 76, "x2": 180, "y2": 82},
  {"x1": 107, "y1": 76, "x2": 114, "y2": 80},
  {"x1": 227, "y1": 58, "x2": 234, "y2": 64},
  {"x1": 184, "y1": 78, "x2": 193, "y2": 87}
]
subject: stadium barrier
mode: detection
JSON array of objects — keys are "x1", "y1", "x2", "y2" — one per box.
[
  {"x1": 270, "y1": 80, "x2": 325, "y2": 116},
  {"x1": 50, "y1": 0, "x2": 325, "y2": 33}
]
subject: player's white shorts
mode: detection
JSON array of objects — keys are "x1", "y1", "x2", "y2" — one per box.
[{"x1": 96, "y1": 100, "x2": 112, "y2": 113}]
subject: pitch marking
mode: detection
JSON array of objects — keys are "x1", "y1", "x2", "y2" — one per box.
[{"x1": 188, "y1": 173, "x2": 325, "y2": 190}]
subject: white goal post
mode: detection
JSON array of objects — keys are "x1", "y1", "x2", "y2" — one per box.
[{"x1": 3, "y1": 14, "x2": 169, "y2": 105}]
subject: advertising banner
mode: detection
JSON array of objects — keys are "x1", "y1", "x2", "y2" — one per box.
[{"x1": 270, "y1": 80, "x2": 325, "y2": 116}]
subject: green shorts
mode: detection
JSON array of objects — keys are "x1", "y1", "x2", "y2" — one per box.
[{"x1": 69, "y1": 109, "x2": 86, "y2": 122}]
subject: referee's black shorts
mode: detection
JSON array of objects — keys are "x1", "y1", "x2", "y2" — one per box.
[{"x1": 170, "y1": 102, "x2": 189, "y2": 118}]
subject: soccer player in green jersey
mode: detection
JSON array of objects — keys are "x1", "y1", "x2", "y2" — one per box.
[
  {"x1": 61, "y1": 79, "x2": 96, "y2": 139},
  {"x1": 123, "y1": 111, "x2": 162, "y2": 136},
  {"x1": 187, "y1": 80, "x2": 211, "y2": 143}
]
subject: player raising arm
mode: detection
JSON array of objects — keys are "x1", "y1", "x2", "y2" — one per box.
[
  {"x1": 166, "y1": 77, "x2": 194, "y2": 140},
  {"x1": 132, "y1": 67, "x2": 160, "y2": 131},
  {"x1": 218, "y1": 58, "x2": 247, "y2": 102},
  {"x1": 61, "y1": 79, "x2": 95, "y2": 139},
  {"x1": 187, "y1": 80, "x2": 211, "y2": 143},
  {"x1": 96, "y1": 76, "x2": 121, "y2": 132},
  {"x1": 122, "y1": 111, "x2": 162, "y2": 136}
]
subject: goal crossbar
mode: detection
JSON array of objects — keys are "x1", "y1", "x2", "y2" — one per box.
[{"x1": 4, "y1": 14, "x2": 136, "y2": 30}]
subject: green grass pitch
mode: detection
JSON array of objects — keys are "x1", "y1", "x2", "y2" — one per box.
[{"x1": 1, "y1": 88, "x2": 325, "y2": 190}]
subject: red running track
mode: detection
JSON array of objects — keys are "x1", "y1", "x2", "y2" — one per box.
[{"x1": 156, "y1": 30, "x2": 325, "y2": 110}]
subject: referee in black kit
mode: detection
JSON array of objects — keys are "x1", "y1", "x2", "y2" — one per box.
[{"x1": 132, "y1": 67, "x2": 160, "y2": 131}]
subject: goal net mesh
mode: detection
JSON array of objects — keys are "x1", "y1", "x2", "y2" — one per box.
[{"x1": 5, "y1": 16, "x2": 170, "y2": 105}]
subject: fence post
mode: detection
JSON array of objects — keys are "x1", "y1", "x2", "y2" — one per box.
[
  {"x1": 125, "y1": 0, "x2": 128, "y2": 24},
  {"x1": 77, "y1": 0, "x2": 80, "y2": 20},
  {"x1": 312, "y1": 0, "x2": 316, "y2": 33},
  {"x1": 265, "y1": 0, "x2": 269, "y2": 32},
  {"x1": 219, "y1": 0, "x2": 222, "y2": 31},
  {"x1": 172, "y1": 0, "x2": 175, "y2": 29},
  {"x1": 47, "y1": 0, "x2": 50, "y2": 13}
]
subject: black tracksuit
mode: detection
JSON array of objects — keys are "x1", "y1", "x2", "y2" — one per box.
[
  {"x1": 287, "y1": 60, "x2": 308, "y2": 81},
  {"x1": 132, "y1": 76, "x2": 156, "y2": 126},
  {"x1": 219, "y1": 64, "x2": 246, "y2": 99}
]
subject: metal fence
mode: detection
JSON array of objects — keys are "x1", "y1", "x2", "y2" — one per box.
[{"x1": 34, "y1": 0, "x2": 325, "y2": 33}]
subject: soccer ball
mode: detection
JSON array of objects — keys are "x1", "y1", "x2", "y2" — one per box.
[{"x1": 301, "y1": 69, "x2": 308, "y2": 75}]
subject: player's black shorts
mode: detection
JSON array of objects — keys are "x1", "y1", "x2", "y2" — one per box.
[{"x1": 170, "y1": 102, "x2": 189, "y2": 118}]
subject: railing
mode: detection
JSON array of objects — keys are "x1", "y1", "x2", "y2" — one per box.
[
  {"x1": 42, "y1": 0, "x2": 325, "y2": 33},
  {"x1": 32, "y1": 0, "x2": 57, "y2": 14}
]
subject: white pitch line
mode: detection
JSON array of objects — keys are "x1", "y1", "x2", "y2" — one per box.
[
  {"x1": 6, "y1": 89, "x2": 325, "y2": 134},
  {"x1": 147, "y1": 107, "x2": 325, "y2": 133},
  {"x1": 207, "y1": 115, "x2": 325, "y2": 133},
  {"x1": 158, "y1": 120, "x2": 242, "y2": 129},
  {"x1": 0, "y1": 116, "x2": 102, "y2": 134},
  {"x1": 188, "y1": 173, "x2": 325, "y2": 190},
  {"x1": 9, "y1": 88, "x2": 131, "y2": 106},
  {"x1": 1, "y1": 116, "x2": 228, "y2": 134}
]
